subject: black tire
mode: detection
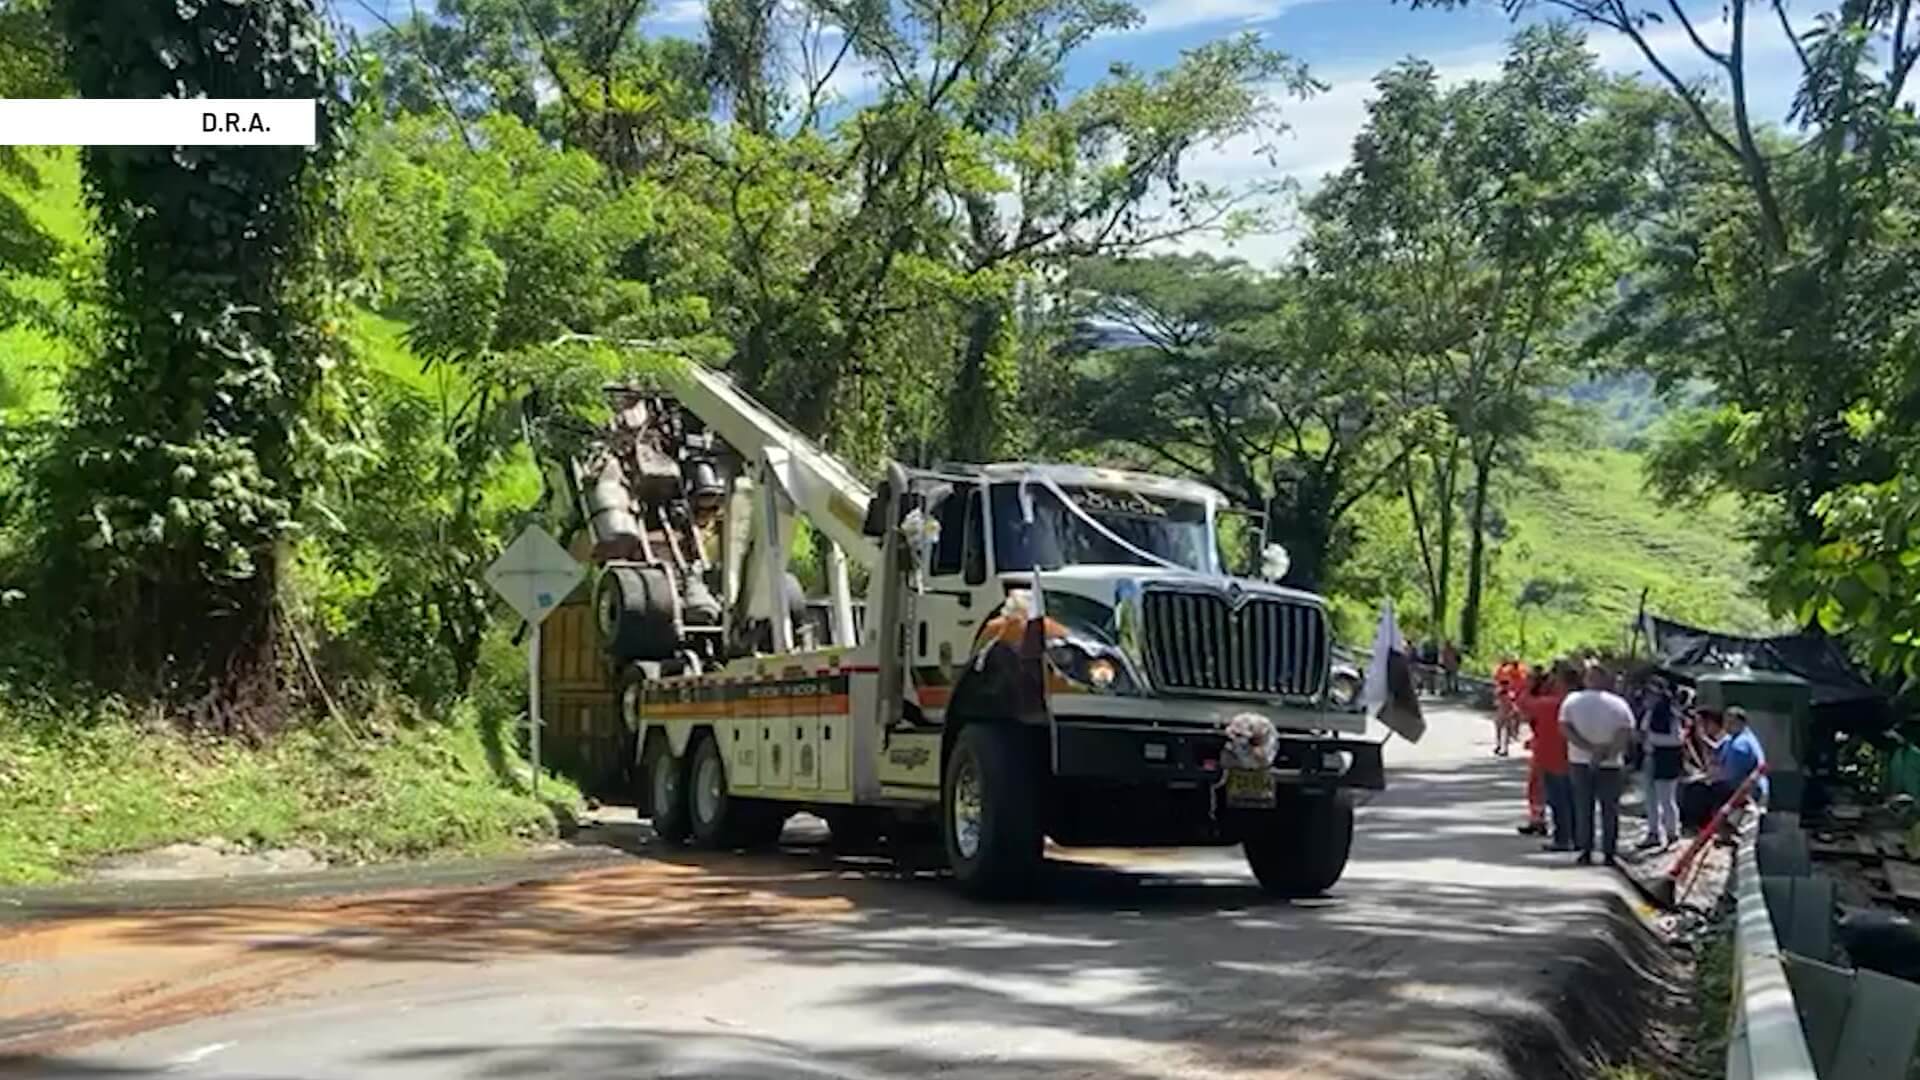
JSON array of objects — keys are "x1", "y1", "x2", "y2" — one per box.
[
  {"x1": 614, "y1": 666, "x2": 648, "y2": 795},
  {"x1": 641, "y1": 737, "x2": 691, "y2": 845},
  {"x1": 1244, "y1": 793, "x2": 1355, "y2": 898},
  {"x1": 684, "y1": 733, "x2": 788, "y2": 849},
  {"x1": 597, "y1": 564, "x2": 680, "y2": 662},
  {"x1": 943, "y1": 723, "x2": 1043, "y2": 898}
]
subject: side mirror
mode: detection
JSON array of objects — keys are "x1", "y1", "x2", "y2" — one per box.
[
  {"x1": 1260, "y1": 543, "x2": 1291, "y2": 583},
  {"x1": 862, "y1": 479, "x2": 892, "y2": 537}
]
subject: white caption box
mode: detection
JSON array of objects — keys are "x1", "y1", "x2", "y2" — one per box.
[{"x1": 0, "y1": 99, "x2": 316, "y2": 147}]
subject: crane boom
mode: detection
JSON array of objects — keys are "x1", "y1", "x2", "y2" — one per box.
[{"x1": 657, "y1": 359, "x2": 880, "y2": 573}]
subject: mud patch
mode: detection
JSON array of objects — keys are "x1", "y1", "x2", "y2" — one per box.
[{"x1": 1, "y1": 856, "x2": 855, "y2": 1058}]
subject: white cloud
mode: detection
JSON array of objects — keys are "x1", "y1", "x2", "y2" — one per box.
[
  {"x1": 1130, "y1": 0, "x2": 1331, "y2": 35},
  {"x1": 651, "y1": 0, "x2": 706, "y2": 25},
  {"x1": 1164, "y1": 13, "x2": 1811, "y2": 267}
]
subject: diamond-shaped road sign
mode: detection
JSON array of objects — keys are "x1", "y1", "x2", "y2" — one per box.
[{"x1": 485, "y1": 526, "x2": 585, "y2": 626}]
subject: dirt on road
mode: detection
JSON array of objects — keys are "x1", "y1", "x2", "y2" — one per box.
[
  {"x1": 2, "y1": 856, "x2": 854, "y2": 1056},
  {"x1": 0, "y1": 707, "x2": 1693, "y2": 1080}
]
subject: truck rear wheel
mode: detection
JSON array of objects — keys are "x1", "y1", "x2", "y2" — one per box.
[
  {"x1": 642, "y1": 737, "x2": 691, "y2": 846},
  {"x1": 686, "y1": 733, "x2": 788, "y2": 849},
  {"x1": 1244, "y1": 792, "x2": 1354, "y2": 898},
  {"x1": 943, "y1": 723, "x2": 1042, "y2": 898}
]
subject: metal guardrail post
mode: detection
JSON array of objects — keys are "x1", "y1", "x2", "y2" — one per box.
[{"x1": 1726, "y1": 832, "x2": 1821, "y2": 1080}]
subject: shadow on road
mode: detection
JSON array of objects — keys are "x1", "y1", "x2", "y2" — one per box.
[{"x1": 3, "y1": 746, "x2": 1677, "y2": 1080}]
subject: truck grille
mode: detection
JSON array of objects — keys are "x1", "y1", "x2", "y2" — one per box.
[{"x1": 1141, "y1": 590, "x2": 1328, "y2": 699}]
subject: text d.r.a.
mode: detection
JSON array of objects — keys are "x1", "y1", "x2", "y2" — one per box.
[{"x1": 202, "y1": 111, "x2": 270, "y2": 133}]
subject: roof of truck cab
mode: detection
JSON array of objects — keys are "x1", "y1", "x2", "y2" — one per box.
[{"x1": 949, "y1": 462, "x2": 1230, "y2": 505}]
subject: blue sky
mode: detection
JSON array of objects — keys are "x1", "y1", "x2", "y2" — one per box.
[{"x1": 334, "y1": 0, "x2": 1845, "y2": 265}]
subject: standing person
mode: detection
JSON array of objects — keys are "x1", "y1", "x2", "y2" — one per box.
[
  {"x1": 1519, "y1": 663, "x2": 1574, "y2": 849},
  {"x1": 1708, "y1": 706, "x2": 1769, "y2": 844},
  {"x1": 1514, "y1": 668, "x2": 1549, "y2": 832},
  {"x1": 1440, "y1": 640, "x2": 1461, "y2": 696},
  {"x1": 1493, "y1": 656, "x2": 1527, "y2": 757},
  {"x1": 1638, "y1": 679, "x2": 1684, "y2": 850},
  {"x1": 1560, "y1": 664, "x2": 1636, "y2": 866}
]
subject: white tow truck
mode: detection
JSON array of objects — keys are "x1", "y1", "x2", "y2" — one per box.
[{"x1": 560, "y1": 358, "x2": 1419, "y2": 898}]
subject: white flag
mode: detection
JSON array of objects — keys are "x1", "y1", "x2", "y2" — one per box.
[
  {"x1": 1362, "y1": 599, "x2": 1425, "y2": 743},
  {"x1": 1362, "y1": 599, "x2": 1398, "y2": 712}
]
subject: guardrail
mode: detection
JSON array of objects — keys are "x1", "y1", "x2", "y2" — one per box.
[
  {"x1": 1726, "y1": 832, "x2": 1820, "y2": 1080},
  {"x1": 1729, "y1": 813, "x2": 1920, "y2": 1080}
]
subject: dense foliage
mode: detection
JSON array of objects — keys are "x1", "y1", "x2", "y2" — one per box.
[
  {"x1": 1410, "y1": 0, "x2": 1920, "y2": 679},
  {"x1": 8, "y1": 0, "x2": 1919, "y2": 763},
  {"x1": 24, "y1": 0, "x2": 350, "y2": 715}
]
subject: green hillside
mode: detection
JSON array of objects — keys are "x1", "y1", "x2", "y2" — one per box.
[
  {"x1": 1484, "y1": 447, "x2": 1774, "y2": 659},
  {"x1": 1321, "y1": 452, "x2": 1771, "y2": 665}
]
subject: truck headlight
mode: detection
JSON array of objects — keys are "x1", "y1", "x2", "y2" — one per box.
[{"x1": 1047, "y1": 640, "x2": 1138, "y2": 694}]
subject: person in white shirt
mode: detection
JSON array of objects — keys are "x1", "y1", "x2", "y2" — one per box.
[{"x1": 1558, "y1": 665, "x2": 1636, "y2": 866}]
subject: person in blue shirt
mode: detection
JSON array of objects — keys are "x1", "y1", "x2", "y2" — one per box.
[{"x1": 1709, "y1": 706, "x2": 1768, "y2": 840}]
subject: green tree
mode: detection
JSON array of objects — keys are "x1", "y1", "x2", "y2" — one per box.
[
  {"x1": 1053, "y1": 255, "x2": 1406, "y2": 590},
  {"x1": 1414, "y1": 0, "x2": 1920, "y2": 673},
  {"x1": 684, "y1": 0, "x2": 1306, "y2": 463},
  {"x1": 34, "y1": 0, "x2": 349, "y2": 713},
  {"x1": 330, "y1": 113, "x2": 715, "y2": 695},
  {"x1": 0, "y1": 0, "x2": 65, "y2": 334},
  {"x1": 1304, "y1": 26, "x2": 1648, "y2": 648},
  {"x1": 361, "y1": 0, "x2": 710, "y2": 172}
]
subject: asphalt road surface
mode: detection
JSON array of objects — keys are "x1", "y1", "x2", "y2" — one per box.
[{"x1": 2, "y1": 705, "x2": 1648, "y2": 1080}]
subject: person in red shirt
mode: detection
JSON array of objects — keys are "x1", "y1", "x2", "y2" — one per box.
[
  {"x1": 1493, "y1": 656, "x2": 1528, "y2": 757},
  {"x1": 1517, "y1": 663, "x2": 1575, "y2": 851}
]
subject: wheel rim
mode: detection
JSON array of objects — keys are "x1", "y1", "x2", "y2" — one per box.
[
  {"x1": 651, "y1": 749, "x2": 677, "y2": 818},
  {"x1": 622, "y1": 683, "x2": 643, "y2": 725},
  {"x1": 952, "y1": 754, "x2": 984, "y2": 860},
  {"x1": 598, "y1": 580, "x2": 621, "y2": 638},
  {"x1": 694, "y1": 748, "x2": 724, "y2": 827}
]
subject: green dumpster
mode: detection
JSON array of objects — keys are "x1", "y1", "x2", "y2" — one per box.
[{"x1": 1695, "y1": 669, "x2": 1812, "y2": 813}]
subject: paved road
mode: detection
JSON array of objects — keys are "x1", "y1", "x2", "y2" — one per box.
[{"x1": 2, "y1": 706, "x2": 1649, "y2": 1080}]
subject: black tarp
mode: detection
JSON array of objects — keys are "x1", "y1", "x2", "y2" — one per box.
[{"x1": 1640, "y1": 613, "x2": 1883, "y2": 709}]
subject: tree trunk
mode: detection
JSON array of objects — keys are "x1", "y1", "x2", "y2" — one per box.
[
  {"x1": 58, "y1": 0, "x2": 339, "y2": 716},
  {"x1": 1461, "y1": 442, "x2": 1494, "y2": 654},
  {"x1": 947, "y1": 295, "x2": 1015, "y2": 463},
  {"x1": 1431, "y1": 441, "x2": 1460, "y2": 639}
]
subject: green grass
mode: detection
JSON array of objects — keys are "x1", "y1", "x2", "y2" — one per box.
[
  {"x1": 1691, "y1": 921, "x2": 1735, "y2": 1073},
  {"x1": 1489, "y1": 447, "x2": 1775, "y2": 657},
  {"x1": 0, "y1": 693, "x2": 581, "y2": 886}
]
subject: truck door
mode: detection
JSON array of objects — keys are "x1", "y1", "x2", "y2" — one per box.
[{"x1": 909, "y1": 482, "x2": 988, "y2": 723}]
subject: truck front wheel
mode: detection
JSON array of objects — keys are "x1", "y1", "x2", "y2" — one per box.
[
  {"x1": 1244, "y1": 792, "x2": 1354, "y2": 898},
  {"x1": 943, "y1": 723, "x2": 1042, "y2": 898}
]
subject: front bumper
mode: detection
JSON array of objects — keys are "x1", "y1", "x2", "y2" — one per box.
[{"x1": 1053, "y1": 720, "x2": 1385, "y2": 791}]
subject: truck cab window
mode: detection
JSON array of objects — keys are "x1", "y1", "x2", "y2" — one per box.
[
  {"x1": 931, "y1": 489, "x2": 968, "y2": 577},
  {"x1": 962, "y1": 488, "x2": 987, "y2": 584}
]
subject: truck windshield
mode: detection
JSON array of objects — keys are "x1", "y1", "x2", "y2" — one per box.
[{"x1": 990, "y1": 482, "x2": 1215, "y2": 573}]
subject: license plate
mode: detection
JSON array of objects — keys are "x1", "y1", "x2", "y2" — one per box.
[{"x1": 1225, "y1": 767, "x2": 1275, "y2": 808}]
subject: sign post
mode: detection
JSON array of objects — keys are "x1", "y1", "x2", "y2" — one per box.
[{"x1": 484, "y1": 526, "x2": 585, "y2": 799}]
